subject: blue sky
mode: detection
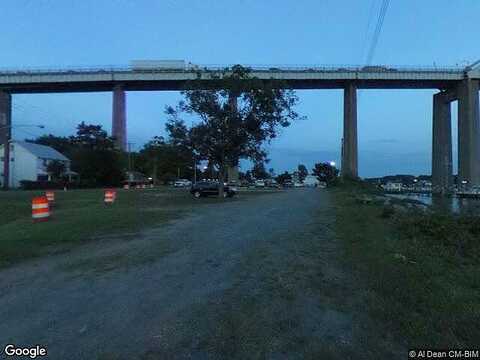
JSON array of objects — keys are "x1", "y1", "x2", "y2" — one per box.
[{"x1": 1, "y1": 0, "x2": 479, "y2": 177}]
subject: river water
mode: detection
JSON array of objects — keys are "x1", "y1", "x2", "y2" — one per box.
[{"x1": 387, "y1": 193, "x2": 480, "y2": 214}]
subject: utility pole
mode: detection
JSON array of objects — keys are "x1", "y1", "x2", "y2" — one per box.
[{"x1": 0, "y1": 92, "x2": 11, "y2": 190}]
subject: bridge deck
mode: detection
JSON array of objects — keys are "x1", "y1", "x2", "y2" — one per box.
[{"x1": 0, "y1": 65, "x2": 474, "y2": 93}]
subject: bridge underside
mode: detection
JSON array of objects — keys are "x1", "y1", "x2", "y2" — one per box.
[{"x1": 1, "y1": 79, "x2": 460, "y2": 94}]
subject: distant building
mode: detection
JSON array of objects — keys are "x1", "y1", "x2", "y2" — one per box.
[
  {"x1": 0, "y1": 141, "x2": 76, "y2": 188},
  {"x1": 124, "y1": 171, "x2": 149, "y2": 185},
  {"x1": 291, "y1": 171, "x2": 301, "y2": 183},
  {"x1": 303, "y1": 175, "x2": 320, "y2": 187},
  {"x1": 383, "y1": 182, "x2": 403, "y2": 192}
]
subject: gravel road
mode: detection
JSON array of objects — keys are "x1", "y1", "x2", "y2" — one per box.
[{"x1": 0, "y1": 189, "x2": 403, "y2": 359}]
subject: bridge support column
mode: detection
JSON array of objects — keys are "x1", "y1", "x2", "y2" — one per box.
[
  {"x1": 0, "y1": 91, "x2": 12, "y2": 189},
  {"x1": 227, "y1": 93, "x2": 240, "y2": 184},
  {"x1": 457, "y1": 79, "x2": 480, "y2": 188},
  {"x1": 431, "y1": 92, "x2": 453, "y2": 193},
  {"x1": 342, "y1": 83, "x2": 358, "y2": 178},
  {"x1": 112, "y1": 85, "x2": 127, "y2": 151}
]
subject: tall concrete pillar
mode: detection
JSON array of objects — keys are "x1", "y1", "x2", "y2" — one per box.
[
  {"x1": 431, "y1": 92, "x2": 453, "y2": 192},
  {"x1": 227, "y1": 93, "x2": 239, "y2": 184},
  {"x1": 342, "y1": 83, "x2": 358, "y2": 178},
  {"x1": 0, "y1": 91, "x2": 12, "y2": 189},
  {"x1": 457, "y1": 79, "x2": 480, "y2": 187},
  {"x1": 112, "y1": 85, "x2": 127, "y2": 151}
]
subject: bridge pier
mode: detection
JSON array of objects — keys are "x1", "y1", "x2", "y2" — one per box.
[
  {"x1": 431, "y1": 92, "x2": 453, "y2": 192},
  {"x1": 342, "y1": 83, "x2": 358, "y2": 178},
  {"x1": 227, "y1": 93, "x2": 240, "y2": 184},
  {"x1": 457, "y1": 79, "x2": 480, "y2": 187},
  {"x1": 112, "y1": 85, "x2": 127, "y2": 151},
  {"x1": 0, "y1": 91, "x2": 12, "y2": 189}
]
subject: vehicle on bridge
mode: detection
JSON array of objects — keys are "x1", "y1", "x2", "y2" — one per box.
[
  {"x1": 130, "y1": 60, "x2": 200, "y2": 72},
  {"x1": 361, "y1": 65, "x2": 398, "y2": 72}
]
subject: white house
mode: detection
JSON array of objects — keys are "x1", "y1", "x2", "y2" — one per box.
[{"x1": 0, "y1": 141, "x2": 75, "y2": 188}]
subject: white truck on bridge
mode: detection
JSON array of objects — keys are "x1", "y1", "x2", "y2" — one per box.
[{"x1": 130, "y1": 60, "x2": 199, "y2": 71}]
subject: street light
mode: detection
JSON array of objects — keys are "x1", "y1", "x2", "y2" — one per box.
[{"x1": 1, "y1": 124, "x2": 46, "y2": 190}]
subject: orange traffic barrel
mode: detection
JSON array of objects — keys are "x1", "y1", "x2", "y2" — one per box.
[
  {"x1": 45, "y1": 191, "x2": 55, "y2": 204},
  {"x1": 32, "y1": 196, "x2": 50, "y2": 222},
  {"x1": 104, "y1": 189, "x2": 116, "y2": 204}
]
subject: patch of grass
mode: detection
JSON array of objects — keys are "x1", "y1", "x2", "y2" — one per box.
[
  {"x1": 333, "y1": 184, "x2": 480, "y2": 347},
  {"x1": 0, "y1": 187, "x2": 214, "y2": 267},
  {"x1": 0, "y1": 188, "x2": 271, "y2": 268}
]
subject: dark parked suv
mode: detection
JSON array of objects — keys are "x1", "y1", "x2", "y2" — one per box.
[{"x1": 190, "y1": 181, "x2": 237, "y2": 198}]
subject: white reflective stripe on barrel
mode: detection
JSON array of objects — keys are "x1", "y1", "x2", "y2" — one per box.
[
  {"x1": 33, "y1": 212, "x2": 50, "y2": 218},
  {"x1": 32, "y1": 204, "x2": 49, "y2": 209}
]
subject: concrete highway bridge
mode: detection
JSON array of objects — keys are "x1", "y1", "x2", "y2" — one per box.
[{"x1": 1, "y1": 63, "x2": 479, "y2": 191}]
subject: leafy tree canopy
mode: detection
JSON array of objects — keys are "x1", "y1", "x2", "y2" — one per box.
[
  {"x1": 165, "y1": 65, "x2": 303, "y2": 196},
  {"x1": 312, "y1": 162, "x2": 339, "y2": 184}
]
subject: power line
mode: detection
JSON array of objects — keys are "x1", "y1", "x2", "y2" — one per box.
[
  {"x1": 361, "y1": 0, "x2": 378, "y2": 61},
  {"x1": 365, "y1": 0, "x2": 390, "y2": 65}
]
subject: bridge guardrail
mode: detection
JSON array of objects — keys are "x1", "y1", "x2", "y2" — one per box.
[{"x1": 0, "y1": 64, "x2": 466, "y2": 76}]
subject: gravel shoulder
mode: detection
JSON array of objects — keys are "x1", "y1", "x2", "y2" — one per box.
[{"x1": 0, "y1": 189, "x2": 403, "y2": 359}]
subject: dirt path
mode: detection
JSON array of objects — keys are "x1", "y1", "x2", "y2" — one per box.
[{"x1": 0, "y1": 189, "x2": 403, "y2": 359}]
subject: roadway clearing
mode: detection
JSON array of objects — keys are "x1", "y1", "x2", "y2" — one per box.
[{"x1": 0, "y1": 188, "x2": 407, "y2": 359}]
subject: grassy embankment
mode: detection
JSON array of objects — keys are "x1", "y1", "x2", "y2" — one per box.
[
  {"x1": 333, "y1": 181, "x2": 480, "y2": 347},
  {"x1": 0, "y1": 187, "x2": 234, "y2": 267}
]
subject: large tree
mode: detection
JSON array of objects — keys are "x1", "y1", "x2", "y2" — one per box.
[
  {"x1": 69, "y1": 122, "x2": 124, "y2": 186},
  {"x1": 252, "y1": 161, "x2": 269, "y2": 179},
  {"x1": 297, "y1": 164, "x2": 308, "y2": 182},
  {"x1": 30, "y1": 122, "x2": 124, "y2": 186},
  {"x1": 276, "y1": 171, "x2": 292, "y2": 185},
  {"x1": 312, "y1": 162, "x2": 339, "y2": 184},
  {"x1": 135, "y1": 135, "x2": 196, "y2": 184},
  {"x1": 166, "y1": 65, "x2": 303, "y2": 197}
]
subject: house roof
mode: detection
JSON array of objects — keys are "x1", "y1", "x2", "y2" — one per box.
[{"x1": 14, "y1": 141, "x2": 70, "y2": 161}]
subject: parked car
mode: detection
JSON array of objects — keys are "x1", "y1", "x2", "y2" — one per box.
[
  {"x1": 174, "y1": 179, "x2": 192, "y2": 187},
  {"x1": 265, "y1": 179, "x2": 280, "y2": 188},
  {"x1": 190, "y1": 181, "x2": 236, "y2": 198},
  {"x1": 283, "y1": 181, "x2": 294, "y2": 188},
  {"x1": 293, "y1": 182, "x2": 304, "y2": 188},
  {"x1": 254, "y1": 180, "x2": 265, "y2": 188}
]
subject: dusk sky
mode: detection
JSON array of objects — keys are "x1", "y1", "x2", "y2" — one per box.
[{"x1": 1, "y1": 0, "x2": 479, "y2": 177}]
